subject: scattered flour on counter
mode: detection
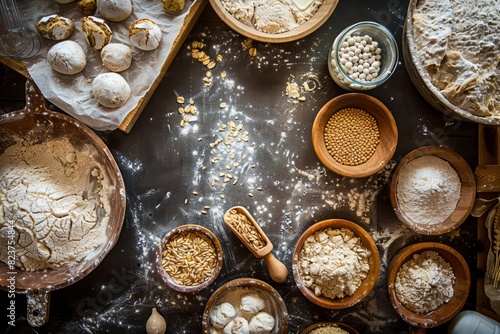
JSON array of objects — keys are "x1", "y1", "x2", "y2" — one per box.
[{"x1": 0, "y1": 137, "x2": 109, "y2": 271}]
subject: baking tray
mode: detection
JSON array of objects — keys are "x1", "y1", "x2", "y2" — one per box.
[{"x1": 0, "y1": 0, "x2": 207, "y2": 133}]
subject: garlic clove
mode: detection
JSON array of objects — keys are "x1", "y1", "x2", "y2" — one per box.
[{"x1": 146, "y1": 307, "x2": 167, "y2": 334}]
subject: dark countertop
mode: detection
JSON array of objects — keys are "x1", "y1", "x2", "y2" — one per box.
[{"x1": 0, "y1": 1, "x2": 480, "y2": 333}]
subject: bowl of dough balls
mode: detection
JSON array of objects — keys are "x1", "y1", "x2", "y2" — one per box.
[
  {"x1": 389, "y1": 146, "x2": 476, "y2": 235},
  {"x1": 202, "y1": 278, "x2": 289, "y2": 334},
  {"x1": 301, "y1": 322, "x2": 360, "y2": 334},
  {"x1": 292, "y1": 219, "x2": 380, "y2": 309},
  {"x1": 312, "y1": 93, "x2": 398, "y2": 178},
  {"x1": 328, "y1": 21, "x2": 399, "y2": 91},
  {"x1": 387, "y1": 242, "x2": 471, "y2": 329},
  {"x1": 209, "y1": 0, "x2": 339, "y2": 43},
  {"x1": 157, "y1": 224, "x2": 223, "y2": 293}
]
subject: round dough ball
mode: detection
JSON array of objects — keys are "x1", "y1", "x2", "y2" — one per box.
[
  {"x1": 97, "y1": 0, "x2": 133, "y2": 22},
  {"x1": 77, "y1": 0, "x2": 97, "y2": 15},
  {"x1": 223, "y1": 317, "x2": 249, "y2": 334},
  {"x1": 47, "y1": 41, "x2": 86, "y2": 75},
  {"x1": 240, "y1": 294, "x2": 266, "y2": 314},
  {"x1": 101, "y1": 43, "x2": 132, "y2": 72},
  {"x1": 248, "y1": 312, "x2": 275, "y2": 334},
  {"x1": 36, "y1": 15, "x2": 74, "y2": 41},
  {"x1": 128, "y1": 18, "x2": 162, "y2": 51},
  {"x1": 210, "y1": 302, "x2": 236, "y2": 329},
  {"x1": 92, "y1": 73, "x2": 131, "y2": 108},
  {"x1": 81, "y1": 16, "x2": 112, "y2": 50}
]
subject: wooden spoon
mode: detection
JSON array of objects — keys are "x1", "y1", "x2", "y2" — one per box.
[{"x1": 223, "y1": 206, "x2": 288, "y2": 283}]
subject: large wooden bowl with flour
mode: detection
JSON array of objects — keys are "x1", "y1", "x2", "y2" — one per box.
[
  {"x1": 0, "y1": 80, "x2": 126, "y2": 327},
  {"x1": 389, "y1": 146, "x2": 475, "y2": 235},
  {"x1": 292, "y1": 219, "x2": 380, "y2": 309},
  {"x1": 387, "y1": 242, "x2": 470, "y2": 329},
  {"x1": 209, "y1": 0, "x2": 339, "y2": 43}
]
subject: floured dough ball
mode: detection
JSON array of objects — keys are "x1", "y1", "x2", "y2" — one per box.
[
  {"x1": 36, "y1": 15, "x2": 74, "y2": 41},
  {"x1": 223, "y1": 317, "x2": 249, "y2": 334},
  {"x1": 97, "y1": 0, "x2": 133, "y2": 22},
  {"x1": 81, "y1": 16, "x2": 112, "y2": 50},
  {"x1": 77, "y1": 0, "x2": 97, "y2": 15},
  {"x1": 92, "y1": 73, "x2": 131, "y2": 108},
  {"x1": 240, "y1": 294, "x2": 266, "y2": 314},
  {"x1": 129, "y1": 18, "x2": 162, "y2": 51},
  {"x1": 101, "y1": 43, "x2": 132, "y2": 72},
  {"x1": 248, "y1": 312, "x2": 275, "y2": 334},
  {"x1": 162, "y1": 0, "x2": 185, "y2": 14},
  {"x1": 210, "y1": 302, "x2": 236, "y2": 329},
  {"x1": 47, "y1": 40, "x2": 87, "y2": 75}
]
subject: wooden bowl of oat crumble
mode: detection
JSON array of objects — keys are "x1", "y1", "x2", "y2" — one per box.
[
  {"x1": 292, "y1": 219, "x2": 380, "y2": 309},
  {"x1": 157, "y1": 224, "x2": 223, "y2": 293},
  {"x1": 209, "y1": 0, "x2": 339, "y2": 43},
  {"x1": 387, "y1": 242, "x2": 470, "y2": 329}
]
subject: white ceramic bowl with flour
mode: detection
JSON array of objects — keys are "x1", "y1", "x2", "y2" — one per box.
[{"x1": 389, "y1": 146, "x2": 476, "y2": 235}]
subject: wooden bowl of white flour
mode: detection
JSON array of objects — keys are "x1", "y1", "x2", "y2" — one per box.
[
  {"x1": 387, "y1": 242, "x2": 470, "y2": 329},
  {"x1": 389, "y1": 146, "x2": 475, "y2": 235}
]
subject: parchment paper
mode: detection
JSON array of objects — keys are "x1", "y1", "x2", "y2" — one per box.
[{"x1": 19, "y1": 0, "x2": 198, "y2": 131}]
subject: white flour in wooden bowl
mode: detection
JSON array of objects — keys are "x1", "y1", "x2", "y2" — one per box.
[
  {"x1": 220, "y1": 0, "x2": 324, "y2": 34},
  {"x1": 396, "y1": 155, "x2": 460, "y2": 227},
  {"x1": 0, "y1": 137, "x2": 110, "y2": 271}
]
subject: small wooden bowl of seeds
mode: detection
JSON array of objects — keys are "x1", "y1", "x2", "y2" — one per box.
[
  {"x1": 157, "y1": 224, "x2": 223, "y2": 293},
  {"x1": 312, "y1": 93, "x2": 398, "y2": 178}
]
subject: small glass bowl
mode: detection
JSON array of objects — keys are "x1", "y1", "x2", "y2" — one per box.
[{"x1": 328, "y1": 21, "x2": 399, "y2": 91}]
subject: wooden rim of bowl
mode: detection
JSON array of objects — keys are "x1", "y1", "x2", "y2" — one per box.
[
  {"x1": 292, "y1": 219, "x2": 380, "y2": 309},
  {"x1": 312, "y1": 93, "x2": 398, "y2": 178},
  {"x1": 201, "y1": 277, "x2": 289, "y2": 334},
  {"x1": 301, "y1": 322, "x2": 360, "y2": 334},
  {"x1": 389, "y1": 146, "x2": 476, "y2": 235},
  {"x1": 209, "y1": 0, "x2": 339, "y2": 43},
  {"x1": 387, "y1": 242, "x2": 471, "y2": 328},
  {"x1": 156, "y1": 224, "x2": 223, "y2": 293}
]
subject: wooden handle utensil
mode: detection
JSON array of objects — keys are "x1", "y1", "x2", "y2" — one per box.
[{"x1": 223, "y1": 206, "x2": 288, "y2": 283}]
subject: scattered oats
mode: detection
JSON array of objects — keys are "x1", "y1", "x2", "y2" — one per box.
[
  {"x1": 206, "y1": 71, "x2": 212, "y2": 78},
  {"x1": 207, "y1": 61, "x2": 216, "y2": 69},
  {"x1": 216, "y1": 54, "x2": 222, "y2": 61},
  {"x1": 256, "y1": 187, "x2": 262, "y2": 191},
  {"x1": 178, "y1": 107, "x2": 185, "y2": 114},
  {"x1": 192, "y1": 191, "x2": 199, "y2": 196},
  {"x1": 233, "y1": 162, "x2": 240, "y2": 167},
  {"x1": 220, "y1": 194, "x2": 225, "y2": 199},
  {"x1": 249, "y1": 47, "x2": 257, "y2": 57},
  {"x1": 184, "y1": 198, "x2": 188, "y2": 205},
  {"x1": 176, "y1": 96, "x2": 185, "y2": 104},
  {"x1": 220, "y1": 102, "x2": 227, "y2": 109},
  {"x1": 198, "y1": 138, "x2": 202, "y2": 142},
  {"x1": 200, "y1": 210, "x2": 208, "y2": 215},
  {"x1": 203, "y1": 77, "x2": 212, "y2": 85},
  {"x1": 298, "y1": 96, "x2": 306, "y2": 101},
  {"x1": 249, "y1": 193, "x2": 254, "y2": 197},
  {"x1": 221, "y1": 71, "x2": 227, "y2": 78},
  {"x1": 241, "y1": 38, "x2": 253, "y2": 49}
]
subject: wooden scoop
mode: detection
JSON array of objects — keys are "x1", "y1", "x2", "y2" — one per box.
[{"x1": 223, "y1": 206, "x2": 288, "y2": 283}]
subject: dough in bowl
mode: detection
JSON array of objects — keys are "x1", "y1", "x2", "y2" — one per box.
[
  {"x1": 47, "y1": 40, "x2": 87, "y2": 75},
  {"x1": 92, "y1": 73, "x2": 131, "y2": 108},
  {"x1": 101, "y1": 43, "x2": 132, "y2": 72},
  {"x1": 129, "y1": 18, "x2": 162, "y2": 51}
]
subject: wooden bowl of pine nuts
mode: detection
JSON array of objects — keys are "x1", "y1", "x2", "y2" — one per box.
[
  {"x1": 312, "y1": 93, "x2": 398, "y2": 178},
  {"x1": 157, "y1": 224, "x2": 223, "y2": 293}
]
